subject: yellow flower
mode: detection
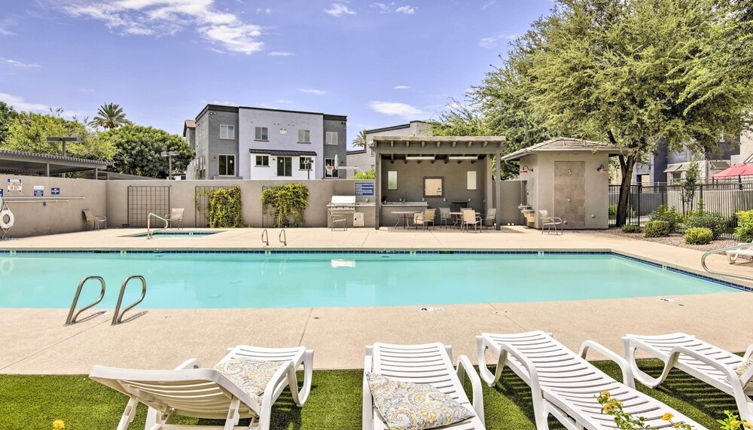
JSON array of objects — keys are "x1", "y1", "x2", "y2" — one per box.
[
  {"x1": 602, "y1": 403, "x2": 615, "y2": 413},
  {"x1": 662, "y1": 413, "x2": 674, "y2": 421},
  {"x1": 744, "y1": 422, "x2": 752, "y2": 429},
  {"x1": 52, "y1": 420, "x2": 65, "y2": 430},
  {"x1": 673, "y1": 423, "x2": 683, "y2": 428},
  {"x1": 601, "y1": 391, "x2": 611, "y2": 398}
]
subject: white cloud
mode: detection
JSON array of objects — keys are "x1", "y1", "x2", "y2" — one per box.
[
  {"x1": 298, "y1": 88, "x2": 327, "y2": 95},
  {"x1": 369, "y1": 101, "x2": 423, "y2": 119},
  {"x1": 256, "y1": 8, "x2": 271, "y2": 14},
  {"x1": 371, "y1": 3, "x2": 416, "y2": 14},
  {"x1": 324, "y1": 3, "x2": 356, "y2": 17},
  {"x1": 0, "y1": 93, "x2": 48, "y2": 112},
  {"x1": 479, "y1": 33, "x2": 518, "y2": 49},
  {"x1": 1, "y1": 58, "x2": 40, "y2": 68},
  {"x1": 393, "y1": 85, "x2": 410, "y2": 90},
  {"x1": 58, "y1": 0, "x2": 264, "y2": 54},
  {"x1": 0, "y1": 17, "x2": 16, "y2": 36},
  {"x1": 268, "y1": 51, "x2": 294, "y2": 56}
]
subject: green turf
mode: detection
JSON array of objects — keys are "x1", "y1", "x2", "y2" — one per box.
[{"x1": 0, "y1": 359, "x2": 737, "y2": 429}]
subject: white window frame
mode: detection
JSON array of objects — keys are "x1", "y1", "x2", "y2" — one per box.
[
  {"x1": 326, "y1": 131, "x2": 339, "y2": 146},
  {"x1": 277, "y1": 156, "x2": 293, "y2": 177},
  {"x1": 387, "y1": 171, "x2": 398, "y2": 190},
  {"x1": 466, "y1": 171, "x2": 477, "y2": 190},
  {"x1": 255, "y1": 155, "x2": 269, "y2": 167},
  {"x1": 298, "y1": 129, "x2": 311, "y2": 143},
  {"x1": 219, "y1": 124, "x2": 234, "y2": 140},
  {"x1": 255, "y1": 126, "x2": 269, "y2": 141},
  {"x1": 217, "y1": 154, "x2": 236, "y2": 176},
  {"x1": 299, "y1": 156, "x2": 313, "y2": 171}
]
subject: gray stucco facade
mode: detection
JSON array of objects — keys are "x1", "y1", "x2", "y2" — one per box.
[
  {"x1": 347, "y1": 121, "x2": 432, "y2": 178},
  {"x1": 190, "y1": 105, "x2": 240, "y2": 179},
  {"x1": 323, "y1": 116, "x2": 347, "y2": 178}
]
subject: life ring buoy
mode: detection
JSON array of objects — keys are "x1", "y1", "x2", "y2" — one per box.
[{"x1": 0, "y1": 209, "x2": 14, "y2": 230}]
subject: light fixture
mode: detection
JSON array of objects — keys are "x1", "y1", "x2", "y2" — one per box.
[
  {"x1": 405, "y1": 155, "x2": 435, "y2": 161},
  {"x1": 448, "y1": 156, "x2": 477, "y2": 160}
]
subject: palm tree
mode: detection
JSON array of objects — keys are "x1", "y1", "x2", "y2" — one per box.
[
  {"x1": 89, "y1": 103, "x2": 132, "y2": 129},
  {"x1": 352, "y1": 129, "x2": 368, "y2": 148}
]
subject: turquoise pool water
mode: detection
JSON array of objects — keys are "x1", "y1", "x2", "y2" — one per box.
[{"x1": 0, "y1": 252, "x2": 737, "y2": 308}]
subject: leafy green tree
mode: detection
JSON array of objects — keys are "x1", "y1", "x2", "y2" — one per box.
[
  {"x1": 0, "y1": 102, "x2": 18, "y2": 145},
  {"x1": 352, "y1": 129, "x2": 368, "y2": 148},
  {"x1": 99, "y1": 125, "x2": 193, "y2": 178},
  {"x1": 512, "y1": 0, "x2": 753, "y2": 225},
  {"x1": 89, "y1": 103, "x2": 132, "y2": 130}
]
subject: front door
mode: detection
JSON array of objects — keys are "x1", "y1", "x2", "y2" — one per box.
[
  {"x1": 277, "y1": 156, "x2": 292, "y2": 177},
  {"x1": 554, "y1": 161, "x2": 585, "y2": 229}
]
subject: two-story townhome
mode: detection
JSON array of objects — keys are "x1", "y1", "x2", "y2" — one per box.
[
  {"x1": 346, "y1": 120, "x2": 432, "y2": 178},
  {"x1": 185, "y1": 104, "x2": 347, "y2": 180}
]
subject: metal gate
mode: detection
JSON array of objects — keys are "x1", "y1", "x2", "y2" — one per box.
[
  {"x1": 127, "y1": 186, "x2": 171, "y2": 227},
  {"x1": 194, "y1": 186, "x2": 226, "y2": 227}
]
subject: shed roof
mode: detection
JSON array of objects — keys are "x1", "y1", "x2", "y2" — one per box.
[
  {"x1": 372, "y1": 135, "x2": 507, "y2": 155},
  {"x1": 0, "y1": 149, "x2": 109, "y2": 176},
  {"x1": 500, "y1": 137, "x2": 623, "y2": 161}
]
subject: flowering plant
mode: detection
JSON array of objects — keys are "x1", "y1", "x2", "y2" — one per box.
[
  {"x1": 596, "y1": 391, "x2": 692, "y2": 429},
  {"x1": 718, "y1": 411, "x2": 753, "y2": 430}
]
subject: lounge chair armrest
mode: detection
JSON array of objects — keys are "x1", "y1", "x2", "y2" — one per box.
[
  {"x1": 261, "y1": 361, "x2": 295, "y2": 407},
  {"x1": 744, "y1": 344, "x2": 753, "y2": 361},
  {"x1": 551, "y1": 217, "x2": 563, "y2": 222},
  {"x1": 580, "y1": 340, "x2": 634, "y2": 387},
  {"x1": 667, "y1": 346, "x2": 741, "y2": 383},
  {"x1": 175, "y1": 358, "x2": 202, "y2": 370},
  {"x1": 455, "y1": 355, "x2": 484, "y2": 424}
]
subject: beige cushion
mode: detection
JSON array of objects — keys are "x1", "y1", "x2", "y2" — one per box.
[
  {"x1": 366, "y1": 372, "x2": 473, "y2": 430},
  {"x1": 736, "y1": 355, "x2": 753, "y2": 390},
  {"x1": 214, "y1": 358, "x2": 285, "y2": 397}
]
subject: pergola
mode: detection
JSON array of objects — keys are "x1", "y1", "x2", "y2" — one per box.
[
  {"x1": 372, "y1": 135, "x2": 508, "y2": 230},
  {"x1": 0, "y1": 149, "x2": 110, "y2": 177}
]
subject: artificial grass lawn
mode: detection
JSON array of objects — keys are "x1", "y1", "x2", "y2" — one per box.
[{"x1": 0, "y1": 359, "x2": 737, "y2": 429}]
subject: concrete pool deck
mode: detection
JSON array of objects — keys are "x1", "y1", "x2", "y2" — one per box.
[{"x1": 1, "y1": 226, "x2": 752, "y2": 374}]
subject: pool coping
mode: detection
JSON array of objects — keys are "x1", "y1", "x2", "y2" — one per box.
[{"x1": 1, "y1": 247, "x2": 750, "y2": 293}]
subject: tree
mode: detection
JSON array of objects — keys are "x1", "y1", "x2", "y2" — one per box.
[
  {"x1": 89, "y1": 103, "x2": 132, "y2": 130},
  {"x1": 99, "y1": 125, "x2": 193, "y2": 178},
  {"x1": 0, "y1": 102, "x2": 18, "y2": 145},
  {"x1": 511, "y1": 0, "x2": 753, "y2": 225},
  {"x1": 352, "y1": 129, "x2": 368, "y2": 148}
]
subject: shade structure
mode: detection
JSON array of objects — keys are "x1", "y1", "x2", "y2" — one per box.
[{"x1": 711, "y1": 163, "x2": 753, "y2": 179}]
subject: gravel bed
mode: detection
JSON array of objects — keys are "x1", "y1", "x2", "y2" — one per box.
[{"x1": 603, "y1": 228, "x2": 738, "y2": 251}]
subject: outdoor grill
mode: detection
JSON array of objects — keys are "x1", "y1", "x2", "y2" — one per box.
[{"x1": 327, "y1": 195, "x2": 357, "y2": 229}]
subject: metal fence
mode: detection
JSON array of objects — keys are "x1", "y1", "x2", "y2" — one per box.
[
  {"x1": 194, "y1": 186, "x2": 226, "y2": 228},
  {"x1": 609, "y1": 182, "x2": 753, "y2": 237},
  {"x1": 127, "y1": 186, "x2": 171, "y2": 227}
]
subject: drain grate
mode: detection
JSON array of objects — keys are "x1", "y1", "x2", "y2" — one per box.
[{"x1": 418, "y1": 306, "x2": 445, "y2": 312}]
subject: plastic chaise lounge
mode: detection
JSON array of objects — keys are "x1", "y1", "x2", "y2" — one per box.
[
  {"x1": 89, "y1": 345, "x2": 314, "y2": 430},
  {"x1": 476, "y1": 331, "x2": 704, "y2": 430},
  {"x1": 363, "y1": 342, "x2": 486, "y2": 429},
  {"x1": 726, "y1": 242, "x2": 753, "y2": 264},
  {"x1": 624, "y1": 332, "x2": 753, "y2": 421}
]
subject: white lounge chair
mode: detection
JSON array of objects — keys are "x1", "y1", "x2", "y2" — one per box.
[
  {"x1": 477, "y1": 331, "x2": 704, "y2": 430},
  {"x1": 726, "y1": 242, "x2": 753, "y2": 264},
  {"x1": 624, "y1": 333, "x2": 753, "y2": 421},
  {"x1": 90, "y1": 345, "x2": 314, "y2": 430},
  {"x1": 363, "y1": 342, "x2": 485, "y2": 429}
]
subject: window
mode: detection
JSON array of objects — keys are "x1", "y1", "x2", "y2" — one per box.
[
  {"x1": 326, "y1": 131, "x2": 339, "y2": 146},
  {"x1": 255, "y1": 155, "x2": 269, "y2": 167},
  {"x1": 255, "y1": 127, "x2": 268, "y2": 141},
  {"x1": 220, "y1": 124, "x2": 234, "y2": 139},
  {"x1": 466, "y1": 171, "x2": 477, "y2": 190},
  {"x1": 387, "y1": 171, "x2": 398, "y2": 190},
  {"x1": 299, "y1": 157, "x2": 313, "y2": 170},
  {"x1": 218, "y1": 154, "x2": 235, "y2": 176},
  {"x1": 298, "y1": 129, "x2": 311, "y2": 143},
  {"x1": 325, "y1": 158, "x2": 339, "y2": 178},
  {"x1": 424, "y1": 177, "x2": 443, "y2": 197},
  {"x1": 277, "y1": 156, "x2": 292, "y2": 177}
]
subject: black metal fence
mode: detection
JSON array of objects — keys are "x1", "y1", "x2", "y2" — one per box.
[
  {"x1": 127, "y1": 186, "x2": 171, "y2": 227},
  {"x1": 609, "y1": 182, "x2": 753, "y2": 237}
]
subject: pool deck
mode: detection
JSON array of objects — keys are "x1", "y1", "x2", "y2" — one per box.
[{"x1": 1, "y1": 226, "x2": 752, "y2": 374}]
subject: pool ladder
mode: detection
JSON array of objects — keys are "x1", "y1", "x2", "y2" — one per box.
[
  {"x1": 65, "y1": 275, "x2": 148, "y2": 325},
  {"x1": 261, "y1": 228, "x2": 287, "y2": 246}
]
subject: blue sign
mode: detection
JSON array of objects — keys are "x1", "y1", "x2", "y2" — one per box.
[
  {"x1": 51, "y1": 187, "x2": 60, "y2": 196},
  {"x1": 355, "y1": 181, "x2": 375, "y2": 197},
  {"x1": 0, "y1": 189, "x2": 3, "y2": 197}
]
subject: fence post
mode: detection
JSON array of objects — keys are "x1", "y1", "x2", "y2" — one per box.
[{"x1": 636, "y1": 184, "x2": 641, "y2": 226}]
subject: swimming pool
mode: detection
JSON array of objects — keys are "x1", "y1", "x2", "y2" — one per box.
[
  {"x1": 0, "y1": 251, "x2": 741, "y2": 308},
  {"x1": 127, "y1": 231, "x2": 219, "y2": 238}
]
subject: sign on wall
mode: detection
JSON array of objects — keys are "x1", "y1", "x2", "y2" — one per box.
[
  {"x1": 355, "y1": 181, "x2": 375, "y2": 197},
  {"x1": 33, "y1": 185, "x2": 44, "y2": 197},
  {"x1": 51, "y1": 187, "x2": 61, "y2": 196},
  {"x1": 7, "y1": 178, "x2": 22, "y2": 193}
]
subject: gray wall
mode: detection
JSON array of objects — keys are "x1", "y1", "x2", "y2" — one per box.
[
  {"x1": 198, "y1": 109, "x2": 240, "y2": 179},
  {"x1": 324, "y1": 117, "x2": 347, "y2": 178},
  {"x1": 348, "y1": 121, "x2": 432, "y2": 178},
  {"x1": 0, "y1": 175, "x2": 107, "y2": 238}
]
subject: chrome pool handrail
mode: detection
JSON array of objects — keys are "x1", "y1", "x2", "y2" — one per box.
[
  {"x1": 65, "y1": 275, "x2": 106, "y2": 325},
  {"x1": 279, "y1": 228, "x2": 287, "y2": 246},
  {"x1": 147, "y1": 212, "x2": 168, "y2": 239},
  {"x1": 112, "y1": 275, "x2": 147, "y2": 325},
  {"x1": 261, "y1": 228, "x2": 269, "y2": 246},
  {"x1": 701, "y1": 243, "x2": 753, "y2": 282}
]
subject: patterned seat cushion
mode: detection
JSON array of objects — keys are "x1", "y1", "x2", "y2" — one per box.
[
  {"x1": 366, "y1": 372, "x2": 474, "y2": 430},
  {"x1": 214, "y1": 358, "x2": 286, "y2": 398},
  {"x1": 736, "y1": 355, "x2": 753, "y2": 390}
]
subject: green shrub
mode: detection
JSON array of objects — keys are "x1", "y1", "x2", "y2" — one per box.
[
  {"x1": 354, "y1": 169, "x2": 375, "y2": 179},
  {"x1": 608, "y1": 204, "x2": 617, "y2": 217},
  {"x1": 734, "y1": 210, "x2": 753, "y2": 242},
  {"x1": 684, "y1": 227, "x2": 713, "y2": 245},
  {"x1": 621, "y1": 224, "x2": 642, "y2": 233},
  {"x1": 684, "y1": 211, "x2": 728, "y2": 239},
  {"x1": 644, "y1": 220, "x2": 671, "y2": 237},
  {"x1": 208, "y1": 187, "x2": 243, "y2": 228},
  {"x1": 261, "y1": 184, "x2": 309, "y2": 227},
  {"x1": 649, "y1": 205, "x2": 682, "y2": 232}
]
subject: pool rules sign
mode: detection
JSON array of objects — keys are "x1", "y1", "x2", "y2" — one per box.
[{"x1": 7, "y1": 178, "x2": 22, "y2": 193}]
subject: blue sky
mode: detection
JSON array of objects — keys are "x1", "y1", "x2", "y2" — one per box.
[{"x1": 0, "y1": 0, "x2": 552, "y2": 147}]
